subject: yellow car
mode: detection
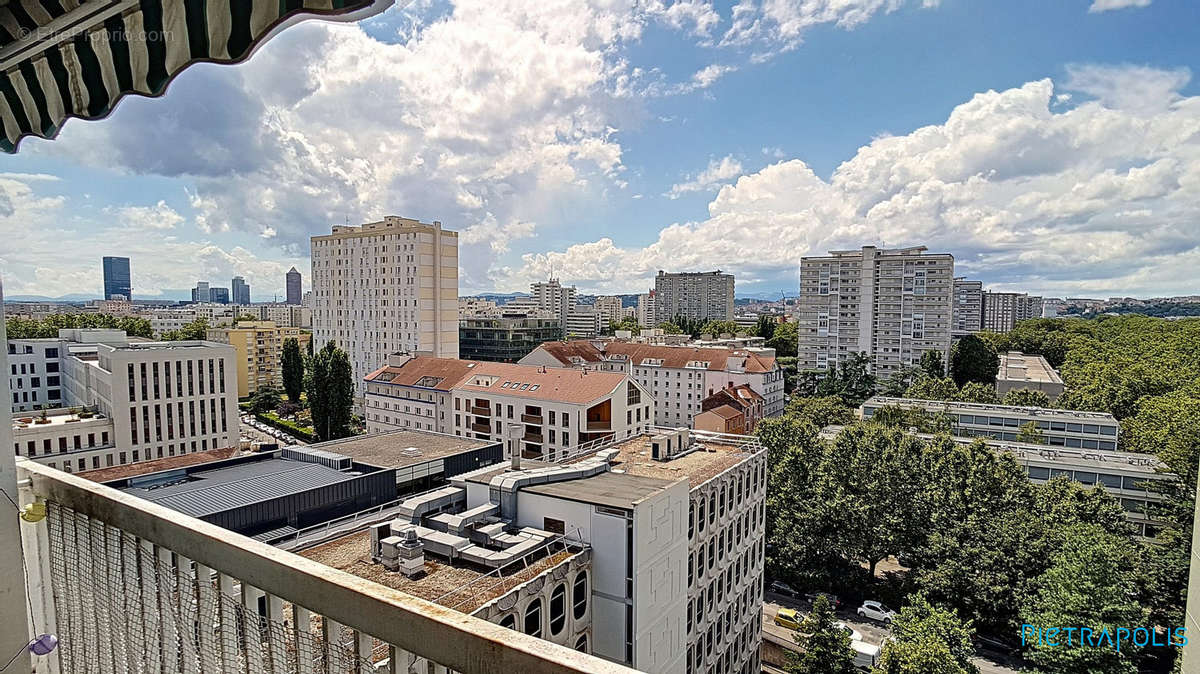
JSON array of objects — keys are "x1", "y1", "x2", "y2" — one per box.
[{"x1": 774, "y1": 608, "x2": 803, "y2": 631}]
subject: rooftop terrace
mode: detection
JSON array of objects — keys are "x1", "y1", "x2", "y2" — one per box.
[
  {"x1": 308, "y1": 429, "x2": 496, "y2": 470},
  {"x1": 578, "y1": 430, "x2": 761, "y2": 487}
]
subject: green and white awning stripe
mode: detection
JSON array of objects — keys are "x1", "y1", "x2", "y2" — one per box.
[{"x1": 0, "y1": 0, "x2": 388, "y2": 153}]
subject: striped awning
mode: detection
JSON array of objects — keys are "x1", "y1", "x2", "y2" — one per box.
[{"x1": 0, "y1": 0, "x2": 393, "y2": 153}]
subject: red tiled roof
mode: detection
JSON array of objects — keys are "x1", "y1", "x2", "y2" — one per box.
[
  {"x1": 704, "y1": 404, "x2": 743, "y2": 420},
  {"x1": 535, "y1": 340, "x2": 777, "y2": 373},
  {"x1": 367, "y1": 356, "x2": 631, "y2": 405},
  {"x1": 364, "y1": 357, "x2": 483, "y2": 391}
]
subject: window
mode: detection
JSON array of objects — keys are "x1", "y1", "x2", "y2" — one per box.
[
  {"x1": 524, "y1": 599, "x2": 542, "y2": 637},
  {"x1": 574, "y1": 634, "x2": 588, "y2": 653},
  {"x1": 544, "y1": 517, "x2": 565, "y2": 535},
  {"x1": 499, "y1": 614, "x2": 515, "y2": 630},
  {"x1": 549, "y1": 584, "x2": 567, "y2": 635},
  {"x1": 573, "y1": 571, "x2": 588, "y2": 619}
]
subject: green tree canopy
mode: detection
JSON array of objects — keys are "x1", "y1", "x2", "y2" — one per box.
[
  {"x1": 1004, "y1": 388, "x2": 1051, "y2": 408},
  {"x1": 949, "y1": 334, "x2": 999, "y2": 387},
  {"x1": 161, "y1": 318, "x2": 209, "y2": 341},
  {"x1": 607, "y1": 316, "x2": 642, "y2": 335},
  {"x1": 956, "y1": 382, "x2": 1000, "y2": 404},
  {"x1": 305, "y1": 342, "x2": 355, "y2": 441},
  {"x1": 874, "y1": 595, "x2": 978, "y2": 674},
  {"x1": 755, "y1": 315, "x2": 777, "y2": 340},
  {"x1": 700, "y1": 319, "x2": 739, "y2": 336},
  {"x1": 248, "y1": 387, "x2": 282, "y2": 415},
  {"x1": 281, "y1": 337, "x2": 304, "y2": 403},
  {"x1": 786, "y1": 595, "x2": 857, "y2": 674},
  {"x1": 6, "y1": 312, "x2": 154, "y2": 339},
  {"x1": 767, "y1": 320, "x2": 798, "y2": 358},
  {"x1": 919, "y1": 350, "x2": 946, "y2": 379},
  {"x1": 1016, "y1": 421, "x2": 1045, "y2": 444}
]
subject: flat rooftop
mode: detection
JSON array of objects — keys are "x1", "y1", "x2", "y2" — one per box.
[
  {"x1": 306, "y1": 430, "x2": 495, "y2": 470},
  {"x1": 863, "y1": 396, "x2": 1115, "y2": 422},
  {"x1": 582, "y1": 433, "x2": 760, "y2": 487},
  {"x1": 998, "y1": 352, "x2": 1063, "y2": 384},
  {"x1": 80, "y1": 446, "x2": 240, "y2": 482},
  {"x1": 118, "y1": 457, "x2": 359, "y2": 518},
  {"x1": 522, "y1": 471, "x2": 677, "y2": 510},
  {"x1": 298, "y1": 529, "x2": 577, "y2": 614}
]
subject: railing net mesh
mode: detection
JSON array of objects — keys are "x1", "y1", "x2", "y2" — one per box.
[{"x1": 44, "y1": 501, "x2": 380, "y2": 674}]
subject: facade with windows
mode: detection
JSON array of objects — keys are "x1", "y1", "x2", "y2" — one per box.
[
  {"x1": 653, "y1": 270, "x2": 735, "y2": 323},
  {"x1": 952, "y1": 278, "x2": 983, "y2": 335},
  {"x1": 7, "y1": 338, "x2": 62, "y2": 412},
  {"x1": 459, "y1": 316, "x2": 563, "y2": 362},
  {"x1": 797, "y1": 245, "x2": 954, "y2": 379},
  {"x1": 102, "y1": 255, "x2": 131, "y2": 300},
  {"x1": 982, "y1": 291, "x2": 1042, "y2": 332},
  {"x1": 205, "y1": 320, "x2": 311, "y2": 398},
  {"x1": 860, "y1": 397, "x2": 1120, "y2": 451}
]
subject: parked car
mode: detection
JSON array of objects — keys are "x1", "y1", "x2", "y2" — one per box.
[
  {"x1": 856, "y1": 600, "x2": 897, "y2": 624},
  {"x1": 836, "y1": 622, "x2": 863, "y2": 642},
  {"x1": 803, "y1": 592, "x2": 844, "y2": 610},
  {"x1": 768, "y1": 580, "x2": 802, "y2": 598},
  {"x1": 773, "y1": 607, "x2": 803, "y2": 631}
]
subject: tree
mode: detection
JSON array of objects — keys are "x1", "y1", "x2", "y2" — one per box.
[
  {"x1": 281, "y1": 337, "x2": 304, "y2": 403},
  {"x1": 811, "y1": 352, "x2": 875, "y2": 406},
  {"x1": 1020, "y1": 524, "x2": 1143, "y2": 674},
  {"x1": 6, "y1": 312, "x2": 153, "y2": 339},
  {"x1": 755, "y1": 315, "x2": 777, "y2": 340},
  {"x1": 874, "y1": 595, "x2": 978, "y2": 674},
  {"x1": 949, "y1": 334, "x2": 999, "y2": 387},
  {"x1": 656, "y1": 320, "x2": 682, "y2": 334},
  {"x1": 956, "y1": 382, "x2": 1000, "y2": 404},
  {"x1": 919, "y1": 350, "x2": 945, "y2": 379},
  {"x1": 699, "y1": 319, "x2": 739, "y2": 337},
  {"x1": 1004, "y1": 388, "x2": 1051, "y2": 408},
  {"x1": 783, "y1": 396, "x2": 854, "y2": 428},
  {"x1": 277, "y1": 401, "x2": 302, "y2": 419},
  {"x1": 767, "y1": 321, "x2": 798, "y2": 358},
  {"x1": 607, "y1": 317, "x2": 641, "y2": 335},
  {"x1": 881, "y1": 366, "x2": 923, "y2": 397},
  {"x1": 786, "y1": 595, "x2": 857, "y2": 674},
  {"x1": 305, "y1": 342, "x2": 355, "y2": 441},
  {"x1": 1016, "y1": 421, "x2": 1045, "y2": 444},
  {"x1": 904, "y1": 376, "x2": 959, "y2": 402},
  {"x1": 162, "y1": 318, "x2": 209, "y2": 341},
  {"x1": 235, "y1": 313, "x2": 259, "y2": 322},
  {"x1": 248, "y1": 387, "x2": 282, "y2": 415}
]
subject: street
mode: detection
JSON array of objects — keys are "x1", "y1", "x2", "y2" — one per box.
[{"x1": 763, "y1": 592, "x2": 1022, "y2": 674}]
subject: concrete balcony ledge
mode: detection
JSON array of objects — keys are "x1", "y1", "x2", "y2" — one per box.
[{"x1": 15, "y1": 459, "x2": 640, "y2": 674}]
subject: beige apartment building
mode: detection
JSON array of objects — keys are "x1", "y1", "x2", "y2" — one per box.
[
  {"x1": 311, "y1": 216, "x2": 459, "y2": 400},
  {"x1": 654, "y1": 270, "x2": 735, "y2": 323},
  {"x1": 797, "y1": 245, "x2": 954, "y2": 379},
  {"x1": 952, "y1": 278, "x2": 983, "y2": 335},
  {"x1": 982, "y1": 291, "x2": 1042, "y2": 332},
  {"x1": 205, "y1": 320, "x2": 311, "y2": 398}
]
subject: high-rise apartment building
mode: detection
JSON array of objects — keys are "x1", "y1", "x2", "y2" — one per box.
[
  {"x1": 637, "y1": 290, "x2": 656, "y2": 327},
  {"x1": 102, "y1": 256, "x2": 131, "y2": 300},
  {"x1": 231, "y1": 276, "x2": 251, "y2": 305},
  {"x1": 594, "y1": 296, "x2": 624, "y2": 328},
  {"x1": 286, "y1": 267, "x2": 302, "y2": 305},
  {"x1": 653, "y1": 271, "x2": 735, "y2": 323},
  {"x1": 952, "y1": 278, "x2": 983, "y2": 335},
  {"x1": 191, "y1": 281, "x2": 210, "y2": 303},
  {"x1": 531, "y1": 278, "x2": 577, "y2": 324},
  {"x1": 311, "y1": 216, "x2": 459, "y2": 400},
  {"x1": 206, "y1": 320, "x2": 311, "y2": 398},
  {"x1": 797, "y1": 245, "x2": 954, "y2": 379},
  {"x1": 982, "y1": 291, "x2": 1042, "y2": 332}
]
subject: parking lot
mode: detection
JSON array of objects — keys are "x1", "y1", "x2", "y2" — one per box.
[
  {"x1": 763, "y1": 590, "x2": 1022, "y2": 674},
  {"x1": 240, "y1": 415, "x2": 307, "y2": 446}
]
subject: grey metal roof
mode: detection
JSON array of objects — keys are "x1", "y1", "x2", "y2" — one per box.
[
  {"x1": 121, "y1": 459, "x2": 354, "y2": 518},
  {"x1": 522, "y1": 471, "x2": 678, "y2": 510}
]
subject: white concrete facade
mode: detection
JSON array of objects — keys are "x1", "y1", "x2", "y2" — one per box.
[
  {"x1": 311, "y1": 216, "x2": 460, "y2": 400},
  {"x1": 653, "y1": 271, "x2": 735, "y2": 323}
]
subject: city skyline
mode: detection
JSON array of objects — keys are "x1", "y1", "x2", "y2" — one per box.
[{"x1": 2, "y1": 1, "x2": 1198, "y2": 300}]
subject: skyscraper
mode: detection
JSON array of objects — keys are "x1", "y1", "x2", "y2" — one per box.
[
  {"x1": 310, "y1": 216, "x2": 459, "y2": 400},
  {"x1": 286, "y1": 267, "x2": 302, "y2": 305},
  {"x1": 797, "y1": 245, "x2": 954, "y2": 379},
  {"x1": 231, "y1": 276, "x2": 251, "y2": 305},
  {"x1": 191, "y1": 281, "x2": 210, "y2": 303},
  {"x1": 653, "y1": 270, "x2": 735, "y2": 323},
  {"x1": 102, "y1": 256, "x2": 131, "y2": 300}
]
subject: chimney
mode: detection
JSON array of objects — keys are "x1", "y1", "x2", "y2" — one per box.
[
  {"x1": 387, "y1": 351, "x2": 413, "y2": 368},
  {"x1": 507, "y1": 423, "x2": 524, "y2": 470},
  {"x1": 396, "y1": 529, "x2": 425, "y2": 579}
]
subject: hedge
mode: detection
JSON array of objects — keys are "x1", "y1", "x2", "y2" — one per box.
[{"x1": 254, "y1": 412, "x2": 316, "y2": 443}]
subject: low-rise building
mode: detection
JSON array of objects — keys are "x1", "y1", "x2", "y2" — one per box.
[
  {"x1": 365, "y1": 354, "x2": 654, "y2": 462},
  {"x1": 519, "y1": 340, "x2": 784, "y2": 426},
  {"x1": 859, "y1": 397, "x2": 1119, "y2": 451},
  {"x1": 206, "y1": 320, "x2": 311, "y2": 397},
  {"x1": 995, "y1": 352, "x2": 1065, "y2": 402},
  {"x1": 695, "y1": 384, "x2": 765, "y2": 435},
  {"x1": 459, "y1": 316, "x2": 564, "y2": 362}
]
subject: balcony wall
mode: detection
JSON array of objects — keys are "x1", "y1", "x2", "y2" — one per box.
[{"x1": 15, "y1": 459, "x2": 639, "y2": 674}]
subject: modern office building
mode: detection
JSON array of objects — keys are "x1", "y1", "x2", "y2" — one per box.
[
  {"x1": 459, "y1": 316, "x2": 564, "y2": 362},
  {"x1": 531, "y1": 278, "x2": 578, "y2": 325},
  {"x1": 8, "y1": 329, "x2": 131, "y2": 412},
  {"x1": 653, "y1": 271, "x2": 735, "y2": 323},
  {"x1": 102, "y1": 256, "x2": 131, "y2": 300},
  {"x1": 952, "y1": 278, "x2": 983, "y2": 335},
  {"x1": 205, "y1": 320, "x2": 311, "y2": 398},
  {"x1": 995, "y1": 352, "x2": 1065, "y2": 402},
  {"x1": 566, "y1": 304, "x2": 602, "y2": 338},
  {"x1": 299, "y1": 428, "x2": 765, "y2": 674},
  {"x1": 364, "y1": 354, "x2": 653, "y2": 463},
  {"x1": 191, "y1": 281, "x2": 211, "y2": 303},
  {"x1": 311, "y1": 216, "x2": 459, "y2": 400},
  {"x1": 286, "y1": 266, "x2": 302, "y2": 305},
  {"x1": 859, "y1": 397, "x2": 1119, "y2": 450},
  {"x1": 520, "y1": 340, "x2": 784, "y2": 426},
  {"x1": 982, "y1": 291, "x2": 1042, "y2": 332},
  {"x1": 210, "y1": 287, "x2": 230, "y2": 304},
  {"x1": 231, "y1": 276, "x2": 251, "y2": 305},
  {"x1": 12, "y1": 335, "x2": 239, "y2": 473},
  {"x1": 797, "y1": 245, "x2": 954, "y2": 379}
]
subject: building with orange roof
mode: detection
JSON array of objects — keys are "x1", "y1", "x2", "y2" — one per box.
[
  {"x1": 518, "y1": 339, "x2": 784, "y2": 427},
  {"x1": 364, "y1": 353, "x2": 654, "y2": 462}
]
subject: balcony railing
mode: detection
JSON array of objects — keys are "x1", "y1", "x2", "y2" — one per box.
[
  {"x1": 585, "y1": 420, "x2": 611, "y2": 432},
  {"x1": 522, "y1": 432, "x2": 543, "y2": 444},
  {"x1": 14, "y1": 459, "x2": 640, "y2": 674},
  {"x1": 470, "y1": 405, "x2": 491, "y2": 416},
  {"x1": 520, "y1": 414, "x2": 543, "y2": 424},
  {"x1": 471, "y1": 422, "x2": 491, "y2": 433}
]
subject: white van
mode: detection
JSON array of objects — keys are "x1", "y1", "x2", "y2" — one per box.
[{"x1": 851, "y1": 639, "x2": 881, "y2": 670}]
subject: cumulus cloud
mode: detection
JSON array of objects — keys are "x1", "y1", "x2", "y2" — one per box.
[
  {"x1": 667, "y1": 155, "x2": 745, "y2": 198},
  {"x1": 503, "y1": 64, "x2": 1200, "y2": 297},
  {"x1": 110, "y1": 200, "x2": 184, "y2": 230},
  {"x1": 1088, "y1": 0, "x2": 1152, "y2": 13},
  {"x1": 722, "y1": 0, "x2": 939, "y2": 57}
]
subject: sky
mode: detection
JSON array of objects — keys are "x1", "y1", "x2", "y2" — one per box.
[{"x1": 2, "y1": 0, "x2": 1199, "y2": 301}]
